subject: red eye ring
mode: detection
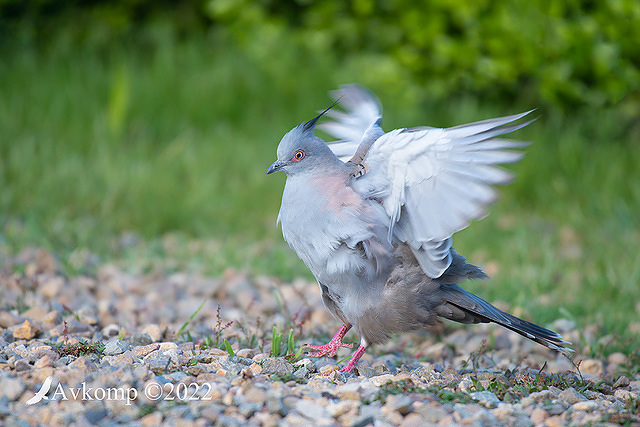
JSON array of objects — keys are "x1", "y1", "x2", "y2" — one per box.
[{"x1": 292, "y1": 150, "x2": 305, "y2": 161}]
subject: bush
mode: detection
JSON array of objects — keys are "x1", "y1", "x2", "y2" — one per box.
[{"x1": 1, "y1": 0, "x2": 639, "y2": 113}]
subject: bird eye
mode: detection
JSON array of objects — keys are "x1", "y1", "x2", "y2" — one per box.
[{"x1": 292, "y1": 150, "x2": 305, "y2": 161}]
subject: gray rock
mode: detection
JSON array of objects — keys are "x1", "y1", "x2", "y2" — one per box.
[
  {"x1": 104, "y1": 340, "x2": 130, "y2": 356},
  {"x1": 558, "y1": 387, "x2": 587, "y2": 404},
  {"x1": 385, "y1": 394, "x2": 412, "y2": 415},
  {"x1": 14, "y1": 358, "x2": 31, "y2": 371},
  {"x1": 147, "y1": 353, "x2": 171, "y2": 374},
  {"x1": 238, "y1": 402, "x2": 263, "y2": 418},
  {"x1": 0, "y1": 396, "x2": 10, "y2": 416},
  {"x1": 294, "y1": 366, "x2": 309, "y2": 379},
  {"x1": 470, "y1": 390, "x2": 501, "y2": 407},
  {"x1": 0, "y1": 376, "x2": 25, "y2": 401},
  {"x1": 230, "y1": 356, "x2": 254, "y2": 366},
  {"x1": 261, "y1": 358, "x2": 294, "y2": 375},
  {"x1": 348, "y1": 414, "x2": 375, "y2": 427},
  {"x1": 165, "y1": 371, "x2": 189, "y2": 382},
  {"x1": 83, "y1": 403, "x2": 108, "y2": 424},
  {"x1": 266, "y1": 393, "x2": 287, "y2": 416},
  {"x1": 357, "y1": 365, "x2": 381, "y2": 378},
  {"x1": 127, "y1": 332, "x2": 153, "y2": 347},
  {"x1": 295, "y1": 399, "x2": 330, "y2": 420},
  {"x1": 416, "y1": 404, "x2": 449, "y2": 423}
]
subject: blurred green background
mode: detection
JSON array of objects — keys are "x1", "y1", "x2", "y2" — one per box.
[{"x1": 1, "y1": 1, "x2": 639, "y2": 346}]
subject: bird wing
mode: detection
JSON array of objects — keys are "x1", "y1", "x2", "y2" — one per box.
[
  {"x1": 320, "y1": 86, "x2": 533, "y2": 278},
  {"x1": 318, "y1": 84, "x2": 383, "y2": 162}
]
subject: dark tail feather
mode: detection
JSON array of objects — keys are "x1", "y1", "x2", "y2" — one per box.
[{"x1": 436, "y1": 284, "x2": 572, "y2": 353}]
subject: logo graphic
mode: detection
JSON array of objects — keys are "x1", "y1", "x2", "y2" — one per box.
[{"x1": 26, "y1": 376, "x2": 53, "y2": 405}]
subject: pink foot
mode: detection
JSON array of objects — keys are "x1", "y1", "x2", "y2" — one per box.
[
  {"x1": 339, "y1": 344, "x2": 369, "y2": 373},
  {"x1": 306, "y1": 324, "x2": 354, "y2": 357}
]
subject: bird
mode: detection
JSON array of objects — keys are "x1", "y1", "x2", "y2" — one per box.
[{"x1": 266, "y1": 85, "x2": 571, "y2": 373}]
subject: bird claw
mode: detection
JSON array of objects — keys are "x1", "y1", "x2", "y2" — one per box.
[{"x1": 305, "y1": 340, "x2": 354, "y2": 358}]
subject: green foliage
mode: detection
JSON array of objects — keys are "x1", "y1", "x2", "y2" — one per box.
[{"x1": 206, "y1": 0, "x2": 640, "y2": 113}]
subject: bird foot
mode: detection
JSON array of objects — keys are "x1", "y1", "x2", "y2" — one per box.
[
  {"x1": 306, "y1": 324, "x2": 354, "y2": 358},
  {"x1": 306, "y1": 339, "x2": 354, "y2": 358},
  {"x1": 338, "y1": 345, "x2": 368, "y2": 373}
]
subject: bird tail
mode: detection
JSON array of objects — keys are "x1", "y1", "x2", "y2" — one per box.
[{"x1": 436, "y1": 284, "x2": 572, "y2": 353}]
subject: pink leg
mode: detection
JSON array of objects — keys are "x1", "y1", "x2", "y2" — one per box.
[
  {"x1": 306, "y1": 324, "x2": 354, "y2": 357},
  {"x1": 339, "y1": 344, "x2": 369, "y2": 373}
]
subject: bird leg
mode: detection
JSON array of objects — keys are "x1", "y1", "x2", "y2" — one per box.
[
  {"x1": 306, "y1": 324, "x2": 354, "y2": 357},
  {"x1": 338, "y1": 344, "x2": 369, "y2": 373}
]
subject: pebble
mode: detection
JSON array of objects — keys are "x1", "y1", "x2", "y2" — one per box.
[
  {"x1": 104, "y1": 340, "x2": 130, "y2": 355},
  {"x1": 0, "y1": 254, "x2": 636, "y2": 426},
  {"x1": 558, "y1": 387, "x2": 586, "y2": 404},
  {"x1": 13, "y1": 320, "x2": 41, "y2": 340}
]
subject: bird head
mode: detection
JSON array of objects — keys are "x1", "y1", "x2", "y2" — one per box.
[{"x1": 266, "y1": 103, "x2": 340, "y2": 176}]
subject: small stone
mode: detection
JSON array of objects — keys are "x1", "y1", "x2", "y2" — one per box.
[
  {"x1": 614, "y1": 389, "x2": 636, "y2": 402},
  {"x1": 69, "y1": 356, "x2": 98, "y2": 372},
  {"x1": 14, "y1": 358, "x2": 31, "y2": 371},
  {"x1": 319, "y1": 365, "x2": 338, "y2": 375},
  {"x1": 357, "y1": 366, "x2": 381, "y2": 378},
  {"x1": 293, "y1": 358, "x2": 317, "y2": 373},
  {"x1": 294, "y1": 366, "x2": 310, "y2": 379},
  {"x1": 141, "y1": 324, "x2": 164, "y2": 342},
  {"x1": 385, "y1": 394, "x2": 411, "y2": 415},
  {"x1": 76, "y1": 307, "x2": 99, "y2": 326},
  {"x1": 249, "y1": 362, "x2": 263, "y2": 375},
  {"x1": 245, "y1": 386, "x2": 267, "y2": 403},
  {"x1": 544, "y1": 415, "x2": 564, "y2": 427},
  {"x1": 101, "y1": 324, "x2": 120, "y2": 338},
  {"x1": 580, "y1": 359, "x2": 603, "y2": 377},
  {"x1": 84, "y1": 403, "x2": 108, "y2": 424},
  {"x1": 208, "y1": 348, "x2": 228, "y2": 356},
  {"x1": 530, "y1": 407, "x2": 549, "y2": 425},
  {"x1": 607, "y1": 352, "x2": 627, "y2": 365},
  {"x1": 470, "y1": 390, "x2": 500, "y2": 407},
  {"x1": 266, "y1": 394, "x2": 287, "y2": 416},
  {"x1": 104, "y1": 340, "x2": 130, "y2": 356},
  {"x1": 327, "y1": 400, "x2": 359, "y2": 417},
  {"x1": 148, "y1": 353, "x2": 171, "y2": 374},
  {"x1": 613, "y1": 375, "x2": 630, "y2": 389},
  {"x1": 369, "y1": 373, "x2": 412, "y2": 386},
  {"x1": 200, "y1": 407, "x2": 220, "y2": 422},
  {"x1": 262, "y1": 358, "x2": 295, "y2": 375},
  {"x1": 416, "y1": 403, "x2": 449, "y2": 423},
  {"x1": 128, "y1": 332, "x2": 153, "y2": 347},
  {"x1": 236, "y1": 349, "x2": 255, "y2": 359},
  {"x1": 140, "y1": 412, "x2": 163, "y2": 426},
  {"x1": 458, "y1": 377, "x2": 473, "y2": 393},
  {"x1": 399, "y1": 413, "x2": 426, "y2": 427},
  {"x1": 336, "y1": 384, "x2": 362, "y2": 401},
  {"x1": 158, "y1": 342, "x2": 178, "y2": 352},
  {"x1": 0, "y1": 376, "x2": 25, "y2": 401},
  {"x1": 42, "y1": 311, "x2": 63, "y2": 326},
  {"x1": 186, "y1": 363, "x2": 205, "y2": 376},
  {"x1": 132, "y1": 343, "x2": 160, "y2": 357},
  {"x1": 34, "y1": 354, "x2": 56, "y2": 368},
  {"x1": 558, "y1": 387, "x2": 586, "y2": 404},
  {"x1": 13, "y1": 320, "x2": 41, "y2": 340},
  {"x1": 239, "y1": 402, "x2": 263, "y2": 418},
  {"x1": 572, "y1": 401, "x2": 598, "y2": 411},
  {"x1": 0, "y1": 312, "x2": 21, "y2": 328}
]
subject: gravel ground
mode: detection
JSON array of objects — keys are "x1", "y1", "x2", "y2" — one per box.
[{"x1": 1, "y1": 248, "x2": 638, "y2": 426}]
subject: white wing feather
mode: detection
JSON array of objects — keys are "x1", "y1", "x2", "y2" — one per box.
[{"x1": 320, "y1": 85, "x2": 534, "y2": 278}]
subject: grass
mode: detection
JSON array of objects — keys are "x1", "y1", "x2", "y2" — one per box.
[{"x1": 1, "y1": 27, "x2": 639, "y2": 351}]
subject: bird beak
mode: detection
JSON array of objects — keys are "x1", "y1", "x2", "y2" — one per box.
[{"x1": 266, "y1": 160, "x2": 284, "y2": 175}]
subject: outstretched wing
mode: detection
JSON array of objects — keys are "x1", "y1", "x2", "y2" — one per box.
[
  {"x1": 318, "y1": 84, "x2": 383, "y2": 162},
  {"x1": 320, "y1": 85, "x2": 534, "y2": 278}
]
